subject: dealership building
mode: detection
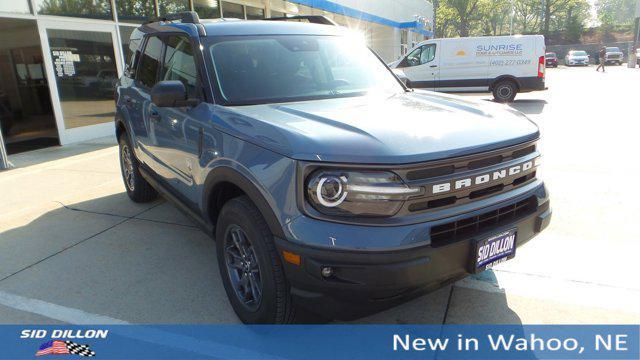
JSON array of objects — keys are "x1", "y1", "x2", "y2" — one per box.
[{"x1": 0, "y1": 0, "x2": 433, "y2": 156}]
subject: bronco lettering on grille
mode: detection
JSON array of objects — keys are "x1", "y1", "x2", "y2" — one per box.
[{"x1": 430, "y1": 157, "x2": 540, "y2": 195}]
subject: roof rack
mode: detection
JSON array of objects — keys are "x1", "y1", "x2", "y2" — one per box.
[
  {"x1": 144, "y1": 11, "x2": 200, "y2": 25},
  {"x1": 265, "y1": 15, "x2": 338, "y2": 26}
]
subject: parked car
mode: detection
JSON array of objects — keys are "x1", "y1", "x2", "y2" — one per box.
[
  {"x1": 545, "y1": 52, "x2": 558, "y2": 67},
  {"x1": 564, "y1": 50, "x2": 589, "y2": 66},
  {"x1": 389, "y1": 35, "x2": 547, "y2": 103},
  {"x1": 604, "y1": 47, "x2": 624, "y2": 65},
  {"x1": 116, "y1": 12, "x2": 551, "y2": 324}
]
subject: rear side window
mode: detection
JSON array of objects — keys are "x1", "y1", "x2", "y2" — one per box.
[
  {"x1": 136, "y1": 36, "x2": 162, "y2": 88},
  {"x1": 162, "y1": 36, "x2": 197, "y2": 98}
]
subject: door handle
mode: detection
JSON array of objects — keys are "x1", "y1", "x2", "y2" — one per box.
[{"x1": 430, "y1": 65, "x2": 438, "y2": 68}]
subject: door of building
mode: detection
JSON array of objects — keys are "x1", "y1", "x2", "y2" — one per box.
[
  {"x1": 0, "y1": 17, "x2": 58, "y2": 154},
  {"x1": 38, "y1": 19, "x2": 123, "y2": 144}
]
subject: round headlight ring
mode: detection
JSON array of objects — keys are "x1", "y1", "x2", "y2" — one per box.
[{"x1": 316, "y1": 175, "x2": 348, "y2": 207}]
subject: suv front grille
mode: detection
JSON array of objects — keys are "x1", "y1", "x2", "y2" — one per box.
[
  {"x1": 392, "y1": 141, "x2": 539, "y2": 215},
  {"x1": 430, "y1": 196, "x2": 538, "y2": 246},
  {"x1": 403, "y1": 143, "x2": 536, "y2": 181}
]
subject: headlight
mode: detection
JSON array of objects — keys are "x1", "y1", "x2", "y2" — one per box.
[{"x1": 306, "y1": 170, "x2": 421, "y2": 217}]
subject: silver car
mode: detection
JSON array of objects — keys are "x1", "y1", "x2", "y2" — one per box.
[{"x1": 564, "y1": 50, "x2": 589, "y2": 66}]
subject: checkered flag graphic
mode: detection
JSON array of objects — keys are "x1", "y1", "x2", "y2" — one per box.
[{"x1": 65, "y1": 341, "x2": 96, "y2": 357}]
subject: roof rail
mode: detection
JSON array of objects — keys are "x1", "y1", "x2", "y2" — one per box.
[
  {"x1": 144, "y1": 11, "x2": 200, "y2": 25},
  {"x1": 265, "y1": 15, "x2": 338, "y2": 26}
]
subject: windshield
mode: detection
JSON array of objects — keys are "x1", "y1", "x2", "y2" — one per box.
[
  {"x1": 208, "y1": 35, "x2": 403, "y2": 105},
  {"x1": 570, "y1": 51, "x2": 587, "y2": 56},
  {"x1": 545, "y1": 53, "x2": 556, "y2": 58},
  {"x1": 606, "y1": 47, "x2": 620, "y2": 52}
]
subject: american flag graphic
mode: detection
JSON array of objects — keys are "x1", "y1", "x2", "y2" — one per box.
[{"x1": 35, "y1": 340, "x2": 96, "y2": 357}]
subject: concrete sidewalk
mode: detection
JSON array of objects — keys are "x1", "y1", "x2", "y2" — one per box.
[{"x1": 1, "y1": 135, "x2": 637, "y2": 325}]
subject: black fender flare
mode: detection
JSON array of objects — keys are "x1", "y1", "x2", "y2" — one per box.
[
  {"x1": 202, "y1": 166, "x2": 286, "y2": 239},
  {"x1": 490, "y1": 76, "x2": 520, "y2": 90}
]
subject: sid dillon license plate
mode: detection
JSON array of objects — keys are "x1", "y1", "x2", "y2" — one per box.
[{"x1": 472, "y1": 229, "x2": 517, "y2": 273}]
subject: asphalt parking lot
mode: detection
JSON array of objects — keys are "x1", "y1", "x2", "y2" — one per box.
[{"x1": 1, "y1": 64, "x2": 639, "y2": 325}]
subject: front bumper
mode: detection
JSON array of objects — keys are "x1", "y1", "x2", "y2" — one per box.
[{"x1": 275, "y1": 182, "x2": 551, "y2": 319}]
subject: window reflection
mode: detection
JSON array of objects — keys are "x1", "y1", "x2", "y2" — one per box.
[
  {"x1": 194, "y1": 0, "x2": 221, "y2": 19},
  {"x1": 158, "y1": 0, "x2": 189, "y2": 15},
  {"x1": 35, "y1": 0, "x2": 112, "y2": 19},
  {"x1": 119, "y1": 26, "x2": 138, "y2": 71},
  {"x1": 0, "y1": 18, "x2": 58, "y2": 154},
  {"x1": 245, "y1": 6, "x2": 264, "y2": 20},
  {"x1": 116, "y1": 0, "x2": 156, "y2": 23},
  {"x1": 47, "y1": 29, "x2": 118, "y2": 129},
  {"x1": 222, "y1": 2, "x2": 243, "y2": 19}
]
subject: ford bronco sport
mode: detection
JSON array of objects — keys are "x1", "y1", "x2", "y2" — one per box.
[{"x1": 115, "y1": 12, "x2": 551, "y2": 323}]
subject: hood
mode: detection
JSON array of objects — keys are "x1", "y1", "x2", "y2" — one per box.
[
  {"x1": 210, "y1": 91, "x2": 539, "y2": 164},
  {"x1": 567, "y1": 55, "x2": 589, "y2": 60}
]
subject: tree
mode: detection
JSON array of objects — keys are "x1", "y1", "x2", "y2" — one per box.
[
  {"x1": 479, "y1": 0, "x2": 512, "y2": 35},
  {"x1": 513, "y1": 0, "x2": 542, "y2": 34},
  {"x1": 596, "y1": 0, "x2": 637, "y2": 27},
  {"x1": 441, "y1": 0, "x2": 481, "y2": 37}
]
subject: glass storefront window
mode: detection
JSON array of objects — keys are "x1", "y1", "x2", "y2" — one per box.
[
  {"x1": 0, "y1": 18, "x2": 58, "y2": 154},
  {"x1": 158, "y1": 0, "x2": 189, "y2": 15},
  {"x1": 35, "y1": 0, "x2": 112, "y2": 20},
  {"x1": 245, "y1": 6, "x2": 264, "y2": 20},
  {"x1": 222, "y1": 2, "x2": 243, "y2": 19},
  {"x1": 194, "y1": 0, "x2": 221, "y2": 19},
  {"x1": 46, "y1": 29, "x2": 118, "y2": 129},
  {"x1": 270, "y1": 10, "x2": 285, "y2": 18},
  {"x1": 116, "y1": 0, "x2": 156, "y2": 23},
  {"x1": 0, "y1": 1, "x2": 31, "y2": 14}
]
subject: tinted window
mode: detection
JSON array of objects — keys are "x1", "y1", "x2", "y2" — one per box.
[
  {"x1": 246, "y1": 6, "x2": 264, "y2": 20},
  {"x1": 137, "y1": 36, "x2": 162, "y2": 88},
  {"x1": 35, "y1": 0, "x2": 112, "y2": 19},
  {"x1": 194, "y1": 0, "x2": 221, "y2": 18},
  {"x1": 158, "y1": 0, "x2": 189, "y2": 15},
  {"x1": 222, "y1": 2, "x2": 244, "y2": 18},
  {"x1": 116, "y1": 0, "x2": 156, "y2": 23},
  {"x1": 162, "y1": 36, "x2": 197, "y2": 97}
]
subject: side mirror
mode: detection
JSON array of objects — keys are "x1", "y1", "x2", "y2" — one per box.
[{"x1": 151, "y1": 80, "x2": 192, "y2": 107}]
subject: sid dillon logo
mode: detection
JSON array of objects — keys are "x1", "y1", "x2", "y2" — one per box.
[{"x1": 22, "y1": 329, "x2": 107, "y2": 357}]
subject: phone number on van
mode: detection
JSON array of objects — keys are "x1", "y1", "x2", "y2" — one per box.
[{"x1": 490, "y1": 59, "x2": 532, "y2": 66}]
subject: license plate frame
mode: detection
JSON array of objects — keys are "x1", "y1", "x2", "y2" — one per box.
[{"x1": 470, "y1": 229, "x2": 517, "y2": 273}]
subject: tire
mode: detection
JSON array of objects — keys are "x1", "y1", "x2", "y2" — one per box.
[
  {"x1": 216, "y1": 196, "x2": 295, "y2": 324},
  {"x1": 118, "y1": 133, "x2": 157, "y2": 203},
  {"x1": 492, "y1": 80, "x2": 518, "y2": 103}
]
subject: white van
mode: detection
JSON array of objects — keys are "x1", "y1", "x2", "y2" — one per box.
[{"x1": 389, "y1": 35, "x2": 547, "y2": 102}]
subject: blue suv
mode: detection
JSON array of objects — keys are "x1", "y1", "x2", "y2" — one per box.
[{"x1": 115, "y1": 12, "x2": 551, "y2": 323}]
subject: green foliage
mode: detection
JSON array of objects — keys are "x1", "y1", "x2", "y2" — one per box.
[
  {"x1": 434, "y1": 0, "x2": 592, "y2": 38},
  {"x1": 596, "y1": 0, "x2": 637, "y2": 26},
  {"x1": 38, "y1": 0, "x2": 111, "y2": 17}
]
